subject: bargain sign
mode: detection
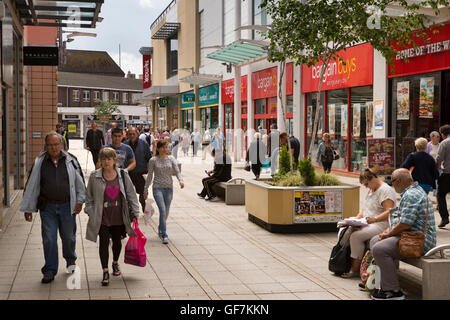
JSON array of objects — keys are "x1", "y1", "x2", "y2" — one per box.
[{"x1": 301, "y1": 43, "x2": 373, "y2": 93}]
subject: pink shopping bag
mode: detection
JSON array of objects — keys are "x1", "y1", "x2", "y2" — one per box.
[{"x1": 124, "y1": 220, "x2": 147, "y2": 267}]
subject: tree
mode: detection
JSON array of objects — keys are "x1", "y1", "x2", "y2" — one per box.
[
  {"x1": 261, "y1": 0, "x2": 448, "y2": 159},
  {"x1": 94, "y1": 99, "x2": 120, "y2": 116}
]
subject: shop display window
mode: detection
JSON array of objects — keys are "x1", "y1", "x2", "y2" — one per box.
[
  {"x1": 287, "y1": 95, "x2": 294, "y2": 114},
  {"x1": 255, "y1": 98, "x2": 266, "y2": 114},
  {"x1": 267, "y1": 97, "x2": 277, "y2": 114},
  {"x1": 326, "y1": 89, "x2": 348, "y2": 170},
  {"x1": 306, "y1": 92, "x2": 325, "y2": 166}
]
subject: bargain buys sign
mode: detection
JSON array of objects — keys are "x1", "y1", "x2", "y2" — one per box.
[
  {"x1": 301, "y1": 43, "x2": 373, "y2": 93},
  {"x1": 221, "y1": 75, "x2": 248, "y2": 104},
  {"x1": 252, "y1": 66, "x2": 278, "y2": 100},
  {"x1": 388, "y1": 22, "x2": 450, "y2": 77},
  {"x1": 143, "y1": 54, "x2": 151, "y2": 89}
]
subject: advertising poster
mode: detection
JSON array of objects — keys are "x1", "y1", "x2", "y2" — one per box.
[
  {"x1": 68, "y1": 124, "x2": 77, "y2": 133},
  {"x1": 341, "y1": 104, "x2": 348, "y2": 140},
  {"x1": 374, "y1": 100, "x2": 384, "y2": 130},
  {"x1": 293, "y1": 190, "x2": 343, "y2": 224},
  {"x1": 419, "y1": 77, "x2": 434, "y2": 119},
  {"x1": 307, "y1": 105, "x2": 313, "y2": 136},
  {"x1": 353, "y1": 104, "x2": 361, "y2": 139},
  {"x1": 328, "y1": 104, "x2": 336, "y2": 138},
  {"x1": 396, "y1": 81, "x2": 410, "y2": 120},
  {"x1": 367, "y1": 138, "x2": 395, "y2": 175},
  {"x1": 366, "y1": 102, "x2": 374, "y2": 138}
]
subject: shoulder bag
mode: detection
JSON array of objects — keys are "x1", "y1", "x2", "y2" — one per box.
[{"x1": 397, "y1": 199, "x2": 428, "y2": 259}]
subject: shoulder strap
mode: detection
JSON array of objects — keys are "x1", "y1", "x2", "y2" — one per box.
[{"x1": 120, "y1": 169, "x2": 128, "y2": 201}]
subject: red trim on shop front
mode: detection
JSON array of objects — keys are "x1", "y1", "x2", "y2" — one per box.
[{"x1": 387, "y1": 66, "x2": 450, "y2": 78}]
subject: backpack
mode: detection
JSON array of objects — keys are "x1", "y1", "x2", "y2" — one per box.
[
  {"x1": 145, "y1": 133, "x2": 152, "y2": 147},
  {"x1": 328, "y1": 226, "x2": 352, "y2": 275},
  {"x1": 321, "y1": 146, "x2": 334, "y2": 163}
]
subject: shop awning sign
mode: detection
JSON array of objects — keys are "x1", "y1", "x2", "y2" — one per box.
[{"x1": 24, "y1": 46, "x2": 58, "y2": 66}]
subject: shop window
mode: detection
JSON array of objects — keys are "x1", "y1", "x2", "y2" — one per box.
[
  {"x1": 167, "y1": 37, "x2": 178, "y2": 78},
  {"x1": 123, "y1": 92, "x2": 129, "y2": 104},
  {"x1": 327, "y1": 89, "x2": 348, "y2": 170},
  {"x1": 242, "y1": 101, "x2": 247, "y2": 115},
  {"x1": 350, "y1": 86, "x2": 373, "y2": 172},
  {"x1": 225, "y1": 103, "x2": 233, "y2": 129},
  {"x1": 255, "y1": 98, "x2": 266, "y2": 114},
  {"x1": 102, "y1": 91, "x2": 109, "y2": 101},
  {"x1": 268, "y1": 97, "x2": 277, "y2": 114},
  {"x1": 287, "y1": 95, "x2": 294, "y2": 113},
  {"x1": 306, "y1": 92, "x2": 325, "y2": 166},
  {"x1": 113, "y1": 92, "x2": 119, "y2": 102}
]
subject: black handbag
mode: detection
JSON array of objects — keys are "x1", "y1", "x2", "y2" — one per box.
[
  {"x1": 328, "y1": 226, "x2": 352, "y2": 275},
  {"x1": 244, "y1": 162, "x2": 251, "y2": 172}
]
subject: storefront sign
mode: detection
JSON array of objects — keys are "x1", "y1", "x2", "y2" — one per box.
[
  {"x1": 367, "y1": 138, "x2": 395, "y2": 176},
  {"x1": 221, "y1": 75, "x2": 248, "y2": 104},
  {"x1": 87, "y1": 114, "x2": 123, "y2": 121},
  {"x1": 252, "y1": 66, "x2": 278, "y2": 100},
  {"x1": 301, "y1": 43, "x2": 374, "y2": 93},
  {"x1": 286, "y1": 62, "x2": 293, "y2": 95},
  {"x1": 24, "y1": 46, "x2": 58, "y2": 66},
  {"x1": 419, "y1": 77, "x2": 434, "y2": 118},
  {"x1": 396, "y1": 81, "x2": 410, "y2": 120},
  {"x1": 143, "y1": 54, "x2": 151, "y2": 89},
  {"x1": 374, "y1": 100, "x2": 384, "y2": 130},
  {"x1": 388, "y1": 22, "x2": 450, "y2": 77},
  {"x1": 159, "y1": 97, "x2": 168, "y2": 106},
  {"x1": 181, "y1": 91, "x2": 195, "y2": 108},
  {"x1": 199, "y1": 84, "x2": 219, "y2": 107},
  {"x1": 293, "y1": 190, "x2": 343, "y2": 224}
]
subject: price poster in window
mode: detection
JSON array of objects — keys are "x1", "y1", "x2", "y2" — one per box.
[
  {"x1": 374, "y1": 100, "x2": 384, "y2": 130},
  {"x1": 328, "y1": 104, "x2": 336, "y2": 138},
  {"x1": 307, "y1": 105, "x2": 313, "y2": 136},
  {"x1": 341, "y1": 104, "x2": 348, "y2": 140},
  {"x1": 419, "y1": 77, "x2": 434, "y2": 119},
  {"x1": 366, "y1": 102, "x2": 374, "y2": 138},
  {"x1": 353, "y1": 104, "x2": 361, "y2": 139},
  {"x1": 396, "y1": 81, "x2": 410, "y2": 120}
]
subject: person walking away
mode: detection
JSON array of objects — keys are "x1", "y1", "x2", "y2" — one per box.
[
  {"x1": 104, "y1": 127, "x2": 136, "y2": 172},
  {"x1": 316, "y1": 133, "x2": 335, "y2": 173},
  {"x1": 20, "y1": 131, "x2": 86, "y2": 283},
  {"x1": 192, "y1": 129, "x2": 201, "y2": 157},
  {"x1": 197, "y1": 149, "x2": 232, "y2": 201},
  {"x1": 56, "y1": 123, "x2": 69, "y2": 151},
  {"x1": 85, "y1": 122, "x2": 105, "y2": 169},
  {"x1": 202, "y1": 130, "x2": 211, "y2": 160},
  {"x1": 104, "y1": 122, "x2": 117, "y2": 146},
  {"x1": 181, "y1": 128, "x2": 191, "y2": 156},
  {"x1": 144, "y1": 140, "x2": 184, "y2": 244},
  {"x1": 84, "y1": 148, "x2": 140, "y2": 286},
  {"x1": 401, "y1": 137, "x2": 439, "y2": 194},
  {"x1": 369, "y1": 168, "x2": 436, "y2": 300},
  {"x1": 246, "y1": 133, "x2": 267, "y2": 179},
  {"x1": 436, "y1": 124, "x2": 450, "y2": 228},
  {"x1": 279, "y1": 132, "x2": 301, "y2": 167},
  {"x1": 340, "y1": 168, "x2": 396, "y2": 278},
  {"x1": 125, "y1": 127, "x2": 151, "y2": 212}
]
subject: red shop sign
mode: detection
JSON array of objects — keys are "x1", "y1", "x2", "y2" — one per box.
[
  {"x1": 388, "y1": 22, "x2": 450, "y2": 77},
  {"x1": 252, "y1": 66, "x2": 278, "y2": 100},
  {"x1": 221, "y1": 75, "x2": 248, "y2": 104},
  {"x1": 143, "y1": 54, "x2": 151, "y2": 89},
  {"x1": 301, "y1": 43, "x2": 373, "y2": 93}
]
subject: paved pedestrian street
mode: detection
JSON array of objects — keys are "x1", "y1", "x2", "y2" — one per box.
[{"x1": 0, "y1": 140, "x2": 449, "y2": 301}]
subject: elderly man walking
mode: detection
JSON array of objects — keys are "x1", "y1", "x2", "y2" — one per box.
[
  {"x1": 125, "y1": 127, "x2": 151, "y2": 211},
  {"x1": 20, "y1": 132, "x2": 86, "y2": 283},
  {"x1": 369, "y1": 168, "x2": 436, "y2": 300},
  {"x1": 85, "y1": 122, "x2": 105, "y2": 168},
  {"x1": 436, "y1": 124, "x2": 450, "y2": 228}
]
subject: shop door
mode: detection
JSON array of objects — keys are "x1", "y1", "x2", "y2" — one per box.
[{"x1": 443, "y1": 71, "x2": 450, "y2": 125}]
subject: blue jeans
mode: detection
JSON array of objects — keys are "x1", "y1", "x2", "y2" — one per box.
[
  {"x1": 40, "y1": 202, "x2": 77, "y2": 276},
  {"x1": 152, "y1": 187, "x2": 173, "y2": 238}
]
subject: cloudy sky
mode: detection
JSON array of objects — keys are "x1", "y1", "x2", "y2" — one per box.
[{"x1": 66, "y1": 0, "x2": 173, "y2": 76}]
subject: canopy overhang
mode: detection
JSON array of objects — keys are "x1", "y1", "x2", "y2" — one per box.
[
  {"x1": 16, "y1": 0, "x2": 104, "y2": 28},
  {"x1": 179, "y1": 73, "x2": 222, "y2": 86},
  {"x1": 143, "y1": 85, "x2": 179, "y2": 100},
  {"x1": 152, "y1": 22, "x2": 180, "y2": 40},
  {"x1": 206, "y1": 40, "x2": 268, "y2": 66}
]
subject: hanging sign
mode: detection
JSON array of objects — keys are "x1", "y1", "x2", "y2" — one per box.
[{"x1": 143, "y1": 54, "x2": 151, "y2": 89}]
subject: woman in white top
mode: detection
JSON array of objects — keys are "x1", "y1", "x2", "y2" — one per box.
[
  {"x1": 341, "y1": 168, "x2": 396, "y2": 278},
  {"x1": 426, "y1": 131, "x2": 440, "y2": 161}
]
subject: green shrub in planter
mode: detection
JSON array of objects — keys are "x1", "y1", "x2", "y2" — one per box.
[
  {"x1": 298, "y1": 158, "x2": 316, "y2": 186},
  {"x1": 316, "y1": 172, "x2": 343, "y2": 186},
  {"x1": 278, "y1": 146, "x2": 291, "y2": 176}
]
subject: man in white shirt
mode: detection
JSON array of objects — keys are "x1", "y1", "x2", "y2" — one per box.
[{"x1": 436, "y1": 124, "x2": 450, "y2": 228}]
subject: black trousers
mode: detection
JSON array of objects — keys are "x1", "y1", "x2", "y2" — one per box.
[
  {"x1": 129, "y1": 172, "x2": 145, "y2": 211},
  {"x1": 98, "y1": 225, "x2": 125, "y2": 269},
  {"x1": 437, "y1": 173, "x2": 450, "y2": 221},
  {"x1": 91, "y1": 149, "x2": 100, "y2": 167},
  {"x1": 251, "y1": 164, "x2": 262, "y2": 177},
  {"x1": 200, "y1": 176, "x2": 220, "y2": 198},
  {"x1": 322, "y1": 161, "x2": 332, "y2": 173}
]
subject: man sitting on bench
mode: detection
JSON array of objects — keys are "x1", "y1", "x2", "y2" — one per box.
[{"x1": 197, "y1": 149, "x2": 232, "y2": 201}]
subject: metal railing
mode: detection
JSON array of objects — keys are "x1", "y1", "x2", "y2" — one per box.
[{"x1": 150, "y1": 0, "x2": 177, "y2": 31}]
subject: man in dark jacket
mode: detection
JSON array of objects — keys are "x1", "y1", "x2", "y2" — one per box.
[
  {"x1": 85, "y1": 122, "x2": 105, "y2": 168},
  {"x1": 280, "y1": 132, "x2": 301, "y2": 165},
  {"x1": 197, "y1": 149, "x2": 232, "y2": 201},
  {"x1": 125, "y1": 127, "x2": 151, "y2": 211}
]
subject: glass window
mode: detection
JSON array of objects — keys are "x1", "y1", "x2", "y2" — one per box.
[
  {"x1": 83, "y1": 91, "x2": 90, "y2": 102},
  {"x1": 102, "y1": 91, "x2": 109, "y2": 101},
  {"x1": 242, "y1": 101, "x2": 247, "y2": 115},
  {"x1": 267, "y1": 97, "x2": 277, "y2": 114},
  {"x1": 287, "y1": 95, "x2": 294, "y2": 113},
  {"x1": 225, "y1": 103, "x2": 233, "y2": 129},
  {"x1": 73, "y1": 89, "x2": 80, "y2": 102},
  {"x1": 94, "y1": 91, "x2": 100, "y2": 101},
  {"x1": 253, "y1": 0, "x2": 272, "y2": 40},
  {"x1": 327, "y1": 89, "x2": 348, "y2": 170},
  {"x1": 123, "y1": 92, "x2": 129, "y2": 104},
  {"x1": 255, "y1": 98, "x2": 266, "y2": 114},
  {"x1": 167, "y1": 38, "x2": 178, "y2": 78},
  {"x1": 306, "y1": 92, "x2": 325, "y2": 166},
  {"x1": 350, "y1": 86, "x2": 373, "y2": 172},
  {"x1": 113, "y1": 92, "x2": 119, "y2": 101}
]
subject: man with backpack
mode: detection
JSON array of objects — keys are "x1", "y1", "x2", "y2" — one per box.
[{"x1": 139, "y1": 127, "x2": 154, "y2": 157}]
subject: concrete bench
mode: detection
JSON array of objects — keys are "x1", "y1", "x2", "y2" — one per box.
[
  {"x1": 212, "y1": 178, "x2": 246, "y2": 205},
  {"x1": 400, "y1": 244, "x2": 450, "y2": 300}
]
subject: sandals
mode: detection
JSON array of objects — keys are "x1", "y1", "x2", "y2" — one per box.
[
  {"x1": 112, "y1": 262, "x2": 121, "y2": 276},
  {"x1": 102, "y1": 271, "x2": 110, "y2": 286},
  {"x1": 341, "y1": 271, "x2": 359, "y2": 278}
]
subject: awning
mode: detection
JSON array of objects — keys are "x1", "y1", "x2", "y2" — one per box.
[
  {"x1": 207, "y1": 40, "x2": 268, "y2": 66},
  {"x1": 16, "y1": 0, "x2": 103, "y2": 28},
  {"x1": 143, "y1": 85, "x2": 179, "y2": 99},
  {"x1": 179, "y1": 73, "x2": 222, "y2": 86},
  {"x1": 152, "y1": 22, "x2": 180, "y2": 40}
]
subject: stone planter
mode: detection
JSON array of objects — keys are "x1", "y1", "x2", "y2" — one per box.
[{"x1": 245, "y1": 179, "x2": 360, "y2": 233}]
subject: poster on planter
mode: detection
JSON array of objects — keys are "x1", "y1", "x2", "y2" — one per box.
[
  {"x1": 367, "y1": 138, "x2": 395, "y2": 176},
  {"x1": 293, "y1": 190, "x2": 343, "y2": 224},
  {"x1": 353, "y1": 104, "x2": 361, "y2": 139},
  {"x1": 419, "y1": 77, "x2": 434, "y2": 119},
  {"x1": 340, "y1": 104, "x2": 348, "y2": 140},
  {"x1": 328, "y1": 104, "x2": 336, "y2": 138},
  {"x1": 366, "y1": 102, "x2": 374, "y2": 138},
  {"x1": 396, "y1": 81, "x2": 410, "y2": 120}
]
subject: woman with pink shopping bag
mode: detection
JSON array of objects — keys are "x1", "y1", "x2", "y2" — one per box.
[{"x1": 84, "y1": 148, "x2": 140, "y2": 286}]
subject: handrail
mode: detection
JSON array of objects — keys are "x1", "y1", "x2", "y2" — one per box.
[{"x1": 150, "y1": 0, "x2": 177, "y2": 31}]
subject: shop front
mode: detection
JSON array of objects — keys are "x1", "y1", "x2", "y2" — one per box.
[
  {"x1": 181, "y1": 90, "x2": 194, "y2": 131},
  {"x1": 302, "y1": 43, "x2": 374, "y2": 173},
  {"x1": 199, "y1": 83, "x2": 219, "y2": 133},
  {"x1": 388, "y1": 22, "x2": 450, "y2": 167}
]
